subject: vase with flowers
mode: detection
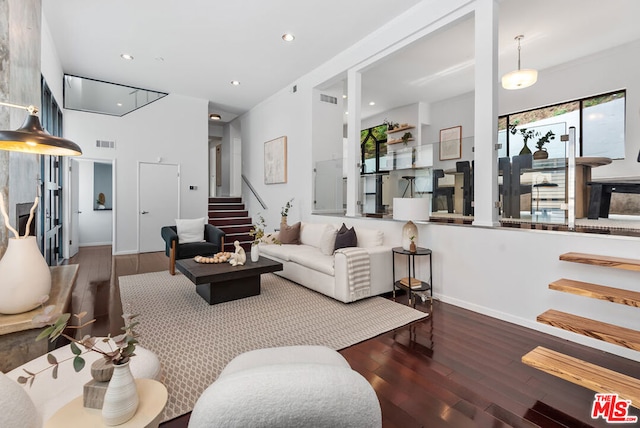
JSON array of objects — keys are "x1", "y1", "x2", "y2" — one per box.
[
  {"x1": 280, "y1": 198, "x2": 294, "y2": 225},
  {"x1": 25, "y1": 308, "x2": 140, "y2": 425},
  {"x1": 249, "y1": 214, "x2": 280, "y2": 262}
]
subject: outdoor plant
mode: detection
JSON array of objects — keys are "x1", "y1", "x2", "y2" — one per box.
[
  {"x1": 17, "y1": 303, "x2": 139, "y2": 386},
  {"x1": 281, "y1": 198, "x2": 294, "y2": 217}
]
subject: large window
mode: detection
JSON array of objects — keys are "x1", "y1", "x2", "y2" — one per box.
[
  {"x1": 361, "y1": 124, "x2": 388, "y2": 174},
  {"x1": 499, "y1": 90, "x2": 626, "y2": 159}
]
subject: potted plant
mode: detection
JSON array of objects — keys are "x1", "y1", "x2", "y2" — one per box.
[
  {"x1": 280, "y1": 198, "x2": 294, "y2": 225},
  {"x1": 409, "y1": 235, "x2": 417, "y2": 253},
  {"x1": 383, "y1": 118, "x2": 399, "y2": 131},
  {"x1": 509, "y1": 122, "x2": 538, "y2": 155},
  {"x1": 533, "y1": 130, "x2": 556, "y2": 160},
  {"x1": 401, "y1": 131, "x2": 413, "y2": 145}
]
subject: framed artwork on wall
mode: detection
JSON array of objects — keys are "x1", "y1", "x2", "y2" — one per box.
[
  {"x1": 439, "y1": 126, "x2": 462, "y2": 161},
  {"x1": 264, "y1": 136, "x2": 288, "y2": 184}
]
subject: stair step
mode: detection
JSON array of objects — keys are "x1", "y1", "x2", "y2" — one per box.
[
  {"x1": 209, "y1": 218, "x2": 252, "y2": 227},
  {"x1": 560, "y1": 252, "x2": 640, "y2": 272},
  {"x1": 223, "y1": 233, "x2": 253, "y2": 242},
  {"x1": 224, "y1": 241, "x2": 252, "y2": 252},
  {"x1": 522, "y1": 346, "x2": 640, "y2": 409},
  {"x1": 537, "y1": 309, "x2": 640, "y2": 351},
  {"x1": 217, "y1": 225, "x2": 254, "y2": 234},
  {"x1": 209, "y1": 197, "x2": 241, "y2": 203},
  {"x1": 549, "y1": 278, "x2": 640, "y2": 308},
  {"x1": 208, "y1": 210, "x2": 248, "y2": 218},
  {"x1": 208, "y1": 203, "x2": 245, "y2": 211}
]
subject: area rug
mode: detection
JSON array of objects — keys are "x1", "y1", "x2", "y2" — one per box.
[{"x1": 119, "y1": 271, "x2": 427, "y2": 422}]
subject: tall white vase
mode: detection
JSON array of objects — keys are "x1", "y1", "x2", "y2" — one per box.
[
  {"x1": 0, "y1": 237, "x2": 51, "y2": 314},
  {"x1": 102, "y1": 360, "x2": 139, "y2": 426},
  {"x1": 251, "y1": 244, "x2": 259, "y2": 262}
]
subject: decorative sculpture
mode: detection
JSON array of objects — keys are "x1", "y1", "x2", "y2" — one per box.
[{"x1": 229, "y1": 240, "x2": 246, "y2": 266}]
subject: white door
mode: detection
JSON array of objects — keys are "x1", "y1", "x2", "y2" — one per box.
[
  {"x1": 69, "y1": 159, "x2": 80, "y2": 258},
  {"x1": 139, "y1": 162, "x2": 179, "y2": 253}
]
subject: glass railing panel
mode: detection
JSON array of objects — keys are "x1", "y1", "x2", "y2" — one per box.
[{"x1": 313, "y1": 159, "x2": 345, "y2": 215}]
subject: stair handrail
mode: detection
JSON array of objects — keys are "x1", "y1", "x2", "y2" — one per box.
[{"x1": 242, "y1": 174, "x2": 267, "y2": 210}]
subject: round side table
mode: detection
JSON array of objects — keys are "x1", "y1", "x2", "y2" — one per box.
[{"x1": 45, "y1": 379, "x2": 167, "y2": 428}]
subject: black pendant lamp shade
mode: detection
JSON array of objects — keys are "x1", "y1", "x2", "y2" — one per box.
[{"x1": 0, "y1": 112, "x2": 82, "y2": 156}]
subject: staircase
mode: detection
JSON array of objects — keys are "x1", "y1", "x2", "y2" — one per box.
[
  {"x1": 522, "y1": 252, "x2": 640, "y2": 409},
  {"x1": 207, "y1": 197, "x2": 254, "y2": 252}
]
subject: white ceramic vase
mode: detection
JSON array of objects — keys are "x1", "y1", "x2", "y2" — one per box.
[
  {"x1": 0, "y1": 237, "x2": 51, "y2": 314},
  {"x1": 101, "y1": 360, "x2": 139, "y2": 426},
  {"x1": 251, "y1": 244, "x2": 259, "y2": 262}
]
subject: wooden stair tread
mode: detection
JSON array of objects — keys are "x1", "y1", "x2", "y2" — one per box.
[
  {"x1": 559, "y1": 252, "x2": 640, "y2": 272},
  {"x1": 550, "y1": 278, "x2": 640, "y2": 308},
  {"x1": 537, "y1": 309, "x2": 640, "y2": 351},
  {"x1": 522, "y1": 346, "x2": 640, "y2": 409}
]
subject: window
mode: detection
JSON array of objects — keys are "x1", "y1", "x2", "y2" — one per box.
[
  {"x1": 499, "y1": 90, "x2": 626, "y2": 159},
  {"x1": 360, "y1": 124, "x2": 388, "y2": 174}
]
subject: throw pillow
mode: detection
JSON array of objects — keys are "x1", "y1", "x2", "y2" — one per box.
[
  {"x1": 279, "y1": 222, "x2": 301, "y2": 244},
  {"x1": 334, "y1": 223, "x2": 357, "y2": 252},
  {"x1": 175, "y1": 218, "x2": 206, "y2": 243}
]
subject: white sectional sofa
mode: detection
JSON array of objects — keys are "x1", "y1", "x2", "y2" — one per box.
[{"x1": 259, "y1": 222, "x2": 393, "y2": 303}]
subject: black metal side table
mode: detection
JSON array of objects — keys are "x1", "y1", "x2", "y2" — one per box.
[{"x1": 392, "y1": 246, "x2": 432, "y2": 307}]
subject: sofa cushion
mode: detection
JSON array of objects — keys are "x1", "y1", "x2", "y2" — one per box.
[
  {"x1": 175, "y1": 218, "x2": 205, "y2": 243},
  {"x1": 289, "y1": 247, "x2": 335, "y2": 276},
  {"x1": 356, "y1": 228, "x2": 384, "y2": 248},
  {"x1": 300, "y1": 223, "x2": 337, "y2": 256},
  {"x1": 279, "y1": 222, "x2": 301, "y2": 244},
  {"x1": 334, "y1": 223, "x2": 357, "y2": 252}
]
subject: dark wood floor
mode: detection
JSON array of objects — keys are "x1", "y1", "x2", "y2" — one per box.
[{"x1": 67, "y1": 246, "x2": 639, "y2": 428}]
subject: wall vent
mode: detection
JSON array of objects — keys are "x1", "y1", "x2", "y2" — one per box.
[
  {"x1": 320, "y1": 94, "x2": 337, "y2": 104},
  {"x1": 96, "y1": 140, "x2": 115, "y2": 149}
]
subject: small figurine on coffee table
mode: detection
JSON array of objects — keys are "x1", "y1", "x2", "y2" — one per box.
[{"x1": 229, "y1": 240, "x2": 246, "y2": 266}]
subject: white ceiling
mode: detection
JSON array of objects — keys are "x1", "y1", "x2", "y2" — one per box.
[{"x1": 43, "y1": 0, "x2": 640, "y2": 122}]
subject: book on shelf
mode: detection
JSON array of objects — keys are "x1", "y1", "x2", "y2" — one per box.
[{"x1": 400, "y1": 277, "x2": 422, "y2": 289}]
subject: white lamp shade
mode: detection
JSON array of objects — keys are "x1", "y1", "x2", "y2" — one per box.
[
  {"x1": 393, "y1": 198, "x2": 430, "y2": 221},
  {"x1": 501, "y1": 69, "x2": 538, "y2": 90}
]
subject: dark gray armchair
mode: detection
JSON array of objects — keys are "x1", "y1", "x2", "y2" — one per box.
[{"x1": 161, "y1": 224, "x2": 225, "y2": 275}]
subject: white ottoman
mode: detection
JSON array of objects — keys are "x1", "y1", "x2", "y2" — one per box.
[
  {"x1": 189, "y1": 345, "x2": 382, "y2": 428},
  {"x1": 5, "y1": 341, "x2": 162, "y2": 422}
]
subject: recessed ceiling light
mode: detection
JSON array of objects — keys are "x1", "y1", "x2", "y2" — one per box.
[
  {"x1": 282, "y1": 33, "x2": 295, "y2": 42},
  {"x1": 120, "y1": 53, "x2": 134, "y2": 60},
  {"x1": 209, "y1": 114, "x2": 221, "y2": 121},
  {"x1": 117, "y1": 103, "x2": 123, "y2": 107},
  {"x1": 231, "y1": 80, "x2": 240, "y2": 86},
  {"x1": 369, "y1": 101, "x2": 376, "y2": 106},
  {"x1": 345, "y1": 111, "x2": 349, "y2": 115},
  {"x1": 342, "y1": 95, "x2": 347, "y2": 99}
]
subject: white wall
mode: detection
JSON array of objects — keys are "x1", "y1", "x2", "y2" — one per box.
[
  {"x1": 77, "y1": 160, "x2": 112, "y2": 246},
  {"x1": 62, "y1": 94, "x2": 209, "y2": 254},
  {"x1": 238, "y1": 0, "x2": 640, "y2": 361}
]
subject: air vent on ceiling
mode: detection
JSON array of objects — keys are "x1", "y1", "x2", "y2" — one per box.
[
  {"x1": 96, "y1": 140, "x2": 115, "y2": 149},
  {"x1": 320, "y1": 94, "x2": 337, "y2": 104}
]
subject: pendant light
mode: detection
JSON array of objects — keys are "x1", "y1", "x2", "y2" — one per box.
[{"x1": 502, "y1": 35, "x2": 538, "y2": 90}]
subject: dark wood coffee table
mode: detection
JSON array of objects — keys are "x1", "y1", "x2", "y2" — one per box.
[{"x1": 175, "y1": 256, "x2": 283, "y2": 305}]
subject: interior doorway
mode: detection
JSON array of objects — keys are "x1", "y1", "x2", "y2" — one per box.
[
  {"x1": 138, "y1": 162, "x2": 179, "y2": 253},
  {"x1": 209, "y1": 139, "x2": 222, "y2": 198}
]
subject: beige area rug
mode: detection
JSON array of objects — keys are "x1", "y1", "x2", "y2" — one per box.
[{"x1": 119, "y1": 271, "x2": 427, "y2": 422}]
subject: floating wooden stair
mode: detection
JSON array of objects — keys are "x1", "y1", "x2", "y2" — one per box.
[
  {"x1": 559, "y1": 252, "x2": 640, "y2": 272},
  {"x1": 522, "y1": 252, "x2": 640, "y2": 406},
  {"x1": 550, "y1": 278, "x2": 640, "y2": 308},
  {"x1": 522, "y1": 346, "x2": 640, "y2": 409},
  {"x1": 537, "y1": 309, "x2": 640, "y2": 352}
]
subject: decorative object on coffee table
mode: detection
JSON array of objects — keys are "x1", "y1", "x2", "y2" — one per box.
[
  {"x1": 101, "y1": 360, "x2": 138, "y2": 425},
  {"x1": 83, "y1": 359, "x2": 114, "y2": 409},
  {"x1": 229, "y1": 241, "x2": 246, "y2": 266}
]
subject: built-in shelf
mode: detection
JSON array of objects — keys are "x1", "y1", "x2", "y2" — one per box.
[
  {"x1": 387, "y1": 138, "x2": 415, "y2": 145},
  {"x1": 387, "y1": 125, "x2": 415, "y2": 134},
  {"x1": 549, "y1": 278, "x2": 640, "y2": 308}
]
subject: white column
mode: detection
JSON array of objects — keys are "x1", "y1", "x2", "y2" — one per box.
[
  {"x1": 473, "y1": 0, "x2": 500, "y2": 227},
  {"x1": 346, "y1": 68, "x2": 362, "y2": 217}
]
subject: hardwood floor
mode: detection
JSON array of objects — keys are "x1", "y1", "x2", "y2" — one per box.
[{"x1": 66, "y1": 246, "x2": 639, "y2": 428}]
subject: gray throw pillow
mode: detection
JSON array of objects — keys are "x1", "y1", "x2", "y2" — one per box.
[{"x1": 334, "y1": 223, "x2": 357, "y2": 252}]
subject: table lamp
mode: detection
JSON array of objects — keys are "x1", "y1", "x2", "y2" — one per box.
[
  {"x1": 393, "y1": 197, "x2": 430, "y2": 252},
  {"x1": 0, "y1": 101, "x2": 82, "y2": 314}
]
